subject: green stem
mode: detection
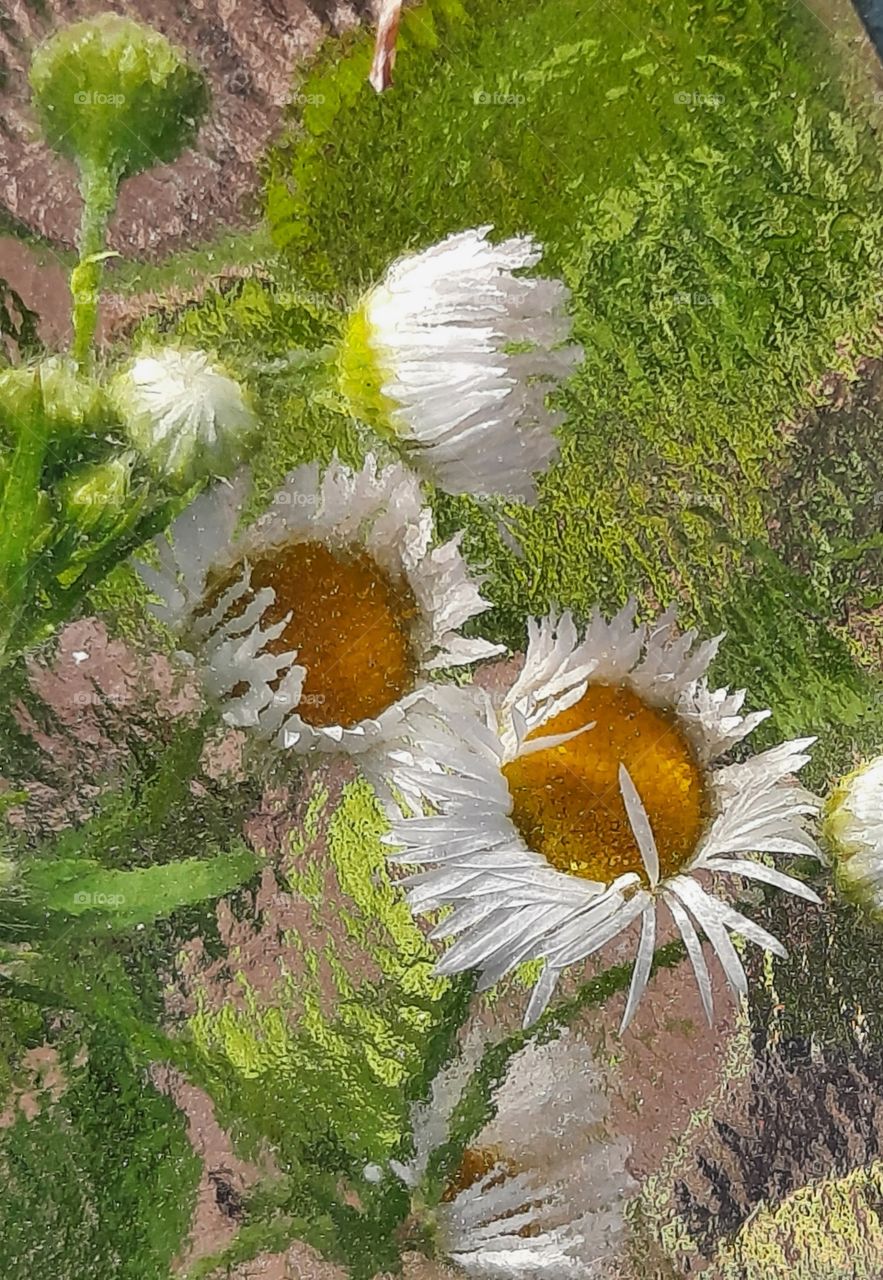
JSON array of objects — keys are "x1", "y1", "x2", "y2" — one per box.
[
  {"x1": 424, "y1": 940, "x2": 686, "y2": 1201},
  {"x1": 71, "y1": 162, "x2": 118, "y2": 367},
  {"x1": 0, "y1": 372, "x2": 50, "y2": 663},
  {"x1": 52, "y1": 492, "x2": 180, "y2": 604}
]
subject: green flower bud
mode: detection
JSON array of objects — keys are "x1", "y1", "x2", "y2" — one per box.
[
  {"x1": 0, "y1": 357, "x2": 108, "y2": 442},
  {"x1": 29, "y1": 14, "x2": 208, "y2": 184},
  {"x1": 57, "y1": 452, "x2": 135, "y2": 536},
  {"x1": 111, "y1": 347, "x2": 257, "y2": 491}
]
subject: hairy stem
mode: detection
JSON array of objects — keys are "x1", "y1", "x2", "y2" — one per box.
[{"x1": 71, "y1": 163, "x2": 119, "y2": 367}]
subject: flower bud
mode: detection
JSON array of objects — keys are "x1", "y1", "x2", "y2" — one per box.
[
  {"x1": 57, "y1": 453, "x2": 135, "y2": 537},
  {"x1": 29, "y1": 14, "x2": 208, "y2": 183},
  {"x1": 112, "y1": 348, "x2": 256, "y2": 491},
  {"x1": 825, "y1": 755, "x2": 883, "y2": 919},
  {"x1": 0, "y1": 357, "x2": 108, "y2": 442},
  {"x1": 339, "y1": 226, "x2": 582, "y2": 501}
]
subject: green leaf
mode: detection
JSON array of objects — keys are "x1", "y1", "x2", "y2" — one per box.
[{"x1": 18, "y1": 845, "x2": 260, "y2": 931}]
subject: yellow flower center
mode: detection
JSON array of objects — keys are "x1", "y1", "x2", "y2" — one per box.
[
  {"x1": 502, "y1": 684, "x2": 707, "y2": 886},
  {"x1": 205, "y1": 540, "x2": 419, "y2": 728}
]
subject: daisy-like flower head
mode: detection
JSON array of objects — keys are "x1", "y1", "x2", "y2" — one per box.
[
  {"x1": 378, "y1": 1029, "x2": 635, "y2": 1277},
  {"x1": 385, "y1": 602, "x2": 822, "y2": 1029},
  {"x1": 339, "y1": 226, "x2": 583, "y2": 501},
  {"x1": 136, "y1": 455, "x2": 503, "y2": 756},
  {"x1": 113, "y1": 347, "x2": 256, "y2": 490},
  {"x1": 824, "y1": 755, "x2": 883, "y2": 920}
]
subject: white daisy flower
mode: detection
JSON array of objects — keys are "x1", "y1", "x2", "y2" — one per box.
[
  {"x1": 136, "y1": 455, "x2": 503, "y2": 756},
  {"x1": 825, "y1": 755, "x2": 883, "y2": 919},
  {"x1": 384, "y1": 602, "x2": 822, "y2": 1030},
  {"x1": 384, "y1": 1029, "x2": 635, "y2": 1277},
  {"x1": 114, "y1": 347, "x2": 256, "y2": 490},
  {"x1": 339, "y1": 226, "x2": 582, "y2": 501}
]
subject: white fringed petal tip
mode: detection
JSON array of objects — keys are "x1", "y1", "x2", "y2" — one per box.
[
  {"x1": 351, "y1": 226, "x2": 583, "y2": 501},
  {"x1": 135, "y1": 455, "x2": 503, "y2": 757},
  {"x1": 385, "y1": 601, "x2": 823, "y2": 1031},
  {"x1": 389, "y1": 1030, "x2": 636, "y2": 1278},
  {"x1": 825, "y1": 755, "x2": 883, "y2": 919},
  {"x1": 115, "y1": 347, "x2": 256, "y2": 489}
]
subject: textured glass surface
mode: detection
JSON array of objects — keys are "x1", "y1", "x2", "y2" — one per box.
[{"x1": 1, "y1": 3, "x2": 882, "y2": 1278}]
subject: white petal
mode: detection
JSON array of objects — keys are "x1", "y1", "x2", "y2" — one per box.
[
  {"x1": 620, "y1": 904, "x2": 656, "y2": 1032},
  {"x1": 358, "y1": 226, "x2": 580, "y2": 500},
  {"x1": 665, "y1": 892, "x2": 714, "y2": 1024},
  {"x1": 667, "y1": 876, "x2": 747, "y2": 999},
  {"x1": 618, "y1": 764, "x2": 659, "y2": 888}
]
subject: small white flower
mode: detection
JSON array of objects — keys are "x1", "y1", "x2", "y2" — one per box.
[
  {"x1": 825, "y1": 755, "x2": 883, "y2": 919},
  {"x1": 136, "y1": 455, "x2": 503, "y2": 759},
  {"x1": 114, "y1": 347, "x2": 256, "y2": 489},
  {"x1": 340, "y1": 226, "x2": 582, "y2": 501},
  {"x1": 384, "y1": 602, "x2": 822, "y2": 1030},
  {"x1": 392, "y1": 1029, "x2": 636, "y2": 1277}
]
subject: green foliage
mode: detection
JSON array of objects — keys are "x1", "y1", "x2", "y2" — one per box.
[
  {"x1": 29, "y1": 14, "x2": 208, "y2": 186},
  {"x1": 0, "y1": 356, "x2": 108, "y2": 449},
  {"x1": 18, "y1": 846, "x2": 259, "y2": 930},
  {"x1": 0, "y1": 1026, "x2": 200, "y2": 1280},
  {"x1": 0, "y1": 356, "x2": 189, "y2": 667},
  {"x1": 0, "y1": 714, "x2": 264, "y2": 1034},
  {"x1": 190, "y1": 778, "x2": 444, "y2": 1166},
  {"x1": 767, "y1": 366, "x2": 883, "y2": 613},
  {"x1": 711, "y1": 1159, "x2": 883, "y2": 1278},
  {"x1": 0, "y1": 995, "x2": 45, "y2": 1109},
  {"x1": 704, "y1": 541, "x2": 880, "y2": 765}
]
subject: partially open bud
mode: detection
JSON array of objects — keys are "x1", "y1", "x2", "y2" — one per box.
[
  {"x1": 825, "y1": 756, "x2": 883, "y2": 920},
  {"x1": 338, "y1": 226, "x2": 582, "y2": 501},
  {"x1": 112, "y1": 348, "x2": 257, "y2": 491},
  {"x1": 57, "y1": 452, "x2": 136, "y2": 538},
  {"x1": 29, "y1": 14, "x2": 208, "y2": 184}
]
